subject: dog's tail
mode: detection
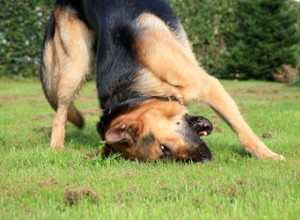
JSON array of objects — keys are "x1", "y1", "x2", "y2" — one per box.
[{"x1": 67, "y1": 104, "x2": 85, "y2": 128}]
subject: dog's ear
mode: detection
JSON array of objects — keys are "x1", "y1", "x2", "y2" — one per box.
[{"x1": 104, "y1": 120, "x2": 141, "y2": 146}]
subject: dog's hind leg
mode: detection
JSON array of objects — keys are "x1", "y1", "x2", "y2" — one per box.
[
  {"x1": 134, "y1": 14, "x2": 284, "y2": 160},
  {"x1": 41, "y1": 9, "x2": 94, "y2": 149}
]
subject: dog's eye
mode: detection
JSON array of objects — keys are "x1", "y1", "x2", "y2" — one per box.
[{"x1": 160, "y1": 144, "x2": 172, "y2": 157}]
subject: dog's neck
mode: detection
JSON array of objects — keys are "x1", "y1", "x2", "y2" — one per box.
[
  {"x1": 97, "y1": 95, "x2": 180, "y2": 139},
  {"x1": 103, "y1": 95, "x2": 179, "y2": 115}
]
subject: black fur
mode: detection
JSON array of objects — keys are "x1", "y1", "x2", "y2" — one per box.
[
  {"x1": 42, "y1": 0, "x2": 182, "y2": 137},
  {"x1": 47, "y1": 0, "x2": 181, "y2": 133},
  {"x1": 97, "y1": 96, "x2": 180, "y2": 139},
  {"x1": 88, "y1": 0, "x2": 179, "y2": 113}
]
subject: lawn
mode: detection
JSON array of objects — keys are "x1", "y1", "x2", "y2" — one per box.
[{"x1": 0, "y1": 79, "x2": 299, "y2": 219}]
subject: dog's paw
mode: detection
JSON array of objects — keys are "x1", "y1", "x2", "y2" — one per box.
[
  {"x1": 50, "y1": 144, "x2": 65, "y2": 150},
  {"x1": 258, "y1": 152, "x2": 285, "y2": 161},
  {"x1": 278, "y1": 154, "x2": 285, "y2": 160},
  {"x1": 266, "y1": 154, "x2": 285, "y2": 161}
]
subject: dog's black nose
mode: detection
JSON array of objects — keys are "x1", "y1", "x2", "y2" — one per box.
[
  {"x1": 201, "y1": 122, "x2": 213, "y2": 136},
  {"x1": 186, "y1": 115, "x2": 213, "y2": 136}
]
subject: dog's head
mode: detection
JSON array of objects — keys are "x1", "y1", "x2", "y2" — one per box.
[{"x1": 98, "y1": 99, "x2": 213, "y2": 162}]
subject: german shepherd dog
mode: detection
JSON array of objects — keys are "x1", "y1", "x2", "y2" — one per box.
[{"x1": 40, "y1": 0, "x2": 284, "y2": 162}]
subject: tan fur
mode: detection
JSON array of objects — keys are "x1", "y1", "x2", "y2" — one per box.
[
  {"x1": 104, "y1": 100, "x2": 190, "y2": 162},
  {"x1": 134, "y1": 14, "x2": 207, "y2": 103},
  {"x1": 42, "y1": 8, "x2": 95, "y2": 149},
  {"x1": 133, "y1": 14, "x2": 284, "y2": 160},
  {"x1": 43, "y1": 9, "x2": 284, "y2": 161},
  {"x1": 133, "y1": 69, "x2": 184, "y2": 103}
]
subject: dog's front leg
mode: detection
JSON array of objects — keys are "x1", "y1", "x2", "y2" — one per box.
[
  {"x1": 197, "y1": 75, "x2": 284, "y2": 160},
  {"x1": 134, "y1": 14, "x2": 284, "y2": 160}
]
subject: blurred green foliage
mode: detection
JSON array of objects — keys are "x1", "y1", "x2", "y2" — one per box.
[
  {"x1": 221, "y1": 0, "x2": 299, "y2": 79},
  {"x1": 0, "y1": 0, "x2": 54, "y2": 77},
  {"x1": 0, "y1": 0, "x2": 299, "y2": 79}
]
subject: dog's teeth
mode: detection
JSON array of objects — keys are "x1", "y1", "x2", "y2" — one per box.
[
  {"x1": 160, "y1": 145, "x2": 165, "y2": 150},
  {"x1": 203, "y1": 132, "x2": 207, "y2": 136}
]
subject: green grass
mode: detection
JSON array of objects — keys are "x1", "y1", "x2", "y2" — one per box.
[{"x1": 0, "y1": 79, "x2": 299, "y2": 219}]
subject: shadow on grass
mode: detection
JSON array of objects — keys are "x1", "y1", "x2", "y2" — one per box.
[
  {"x1": 34, "y1": 124, "x2": 253, "y2": 162},
  {"x1": 232, "y1": 148, "x2": 252, "y2": 158},
  {"x1": 34, "y1": 125, "x2": 101, "y2": 150},
  {"x1": 65, "y1": 130, "x2": 100, "y2": 150}
]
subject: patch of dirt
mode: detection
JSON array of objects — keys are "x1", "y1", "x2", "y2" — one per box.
[
  {"x1": 211, "y1": 186, "x2": 239, "y2": 199},
  {"x1": 32, "y1": 126, "x2": 52, "y2": 135},
  {"x1": 123, "y1": 172, "x2": 134, "y2": 178},
  {"x1": 0, "y1": 95, "x2": 44, "y2": 105},
  {"x1": 33, "y1": 109, "x2": 100, "y2": 123},
  {"x1": 85, "y1": 150, "x2": 101, "y2": 159},
  {"x1": 235, "y1": 179, "x2": 246, "y2": 186},
  {"x1": 39, "y1": 176, "x2": 59, "y2": 187},
  {"x1": 2, "y1": 185, "x2": 22, "y2": 196},
  {"x1": 215, "y1": 204, "x2": 223, "y2": 212},
  {"x1": 81, "y1": 108, "x2": 101, "y2": 116},
  {"x1": 64, "y1": 186, "x2": 99, "y2": 206},
  {"x1": 230, "y1": 85, "x2": 300, "y2": 100},
  {"x1": 34, "y1": 114, "x2": 53, "y2": 121},
  {"x1": 125, "y1": 186, "x2": 141, "y2": 195},
  {"x1": 192, "y1": 197, "x2": 202, "y2": 206},
  {"x1": 262, "y1": 131, "x2": 273, "y2": 139}
]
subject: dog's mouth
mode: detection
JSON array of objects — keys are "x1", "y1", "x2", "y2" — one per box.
[
  {"x1": 160, "y1": 136, "x2": 212, "y2": 164},
  {"x1": 174, "y1": 114, "x2": 213, "y2": 163},
  {"x1": 186, "y1": 115, "x2": 213, "y2": 137}
]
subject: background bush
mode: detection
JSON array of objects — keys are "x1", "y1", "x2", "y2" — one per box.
[
  {"x1": 221, "y1": 0, "x2": 299, "y2": 80},
  {"x1": 0, "y1": 0, "x2": 299, "y2": 80},
  {"x1": 168, "y1": 0, "x2": 228, "y2": 75},
  {"x1": 169, "y1": 0, "x2": 300, "y2": 80},
  {"x1": 0, "y1": 0, "x2": 54, "y2": 77}
]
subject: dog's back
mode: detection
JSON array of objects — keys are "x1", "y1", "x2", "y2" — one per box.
[
  {"x1": 40, "y1": 0, "x2": 184, "y2": 148},
  {"x1": 40, "y1": 0, "x2": 180, "y2": 124},
  {"x1": 80, "y1": 0, "x2": 180, "y2": 111}
]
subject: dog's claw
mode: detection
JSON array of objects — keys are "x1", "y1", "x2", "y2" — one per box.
[
  {"x1": 278, "y1": 154, "x2": 286, "y2": 161},
  {"x1": 258, "y1": 153, "x2": 286, "y2": 161}
]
